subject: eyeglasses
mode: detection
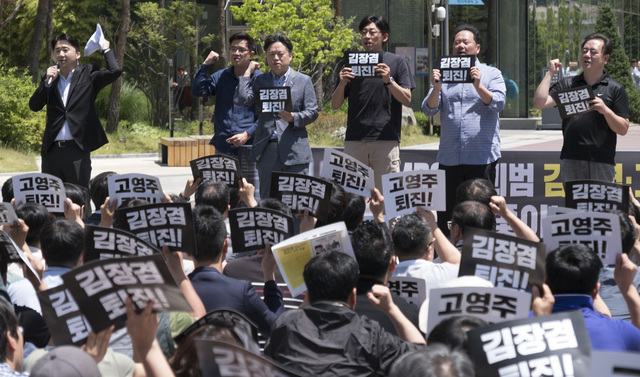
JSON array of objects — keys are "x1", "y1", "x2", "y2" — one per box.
[
  {"x1": 230, "y1": 47, "x2": 249, "y2": 53},
  {"x1": 360, "y1": 29, "x2": 380, "y2": 37}
]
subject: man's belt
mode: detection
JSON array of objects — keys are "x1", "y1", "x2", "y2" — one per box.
[{"x1": 53, "y1": 140, "x2": 76, "y2": 148}]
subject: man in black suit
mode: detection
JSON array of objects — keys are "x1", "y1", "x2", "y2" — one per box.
[{"x1": 29, "y1": 33, "x2": 122, "y2": 188}]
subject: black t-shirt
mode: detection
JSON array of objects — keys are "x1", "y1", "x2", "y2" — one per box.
[
  {"x1": 549, "y1": 72, "x2": 629, "y2": 165},
  {"x1": 340, "y1": 52, "x2": 415, "y2": 142}
]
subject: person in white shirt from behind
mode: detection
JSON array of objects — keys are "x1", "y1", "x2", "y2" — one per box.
[{"x1": 391, "y1": 209, "x2": 460, "y2": 299}]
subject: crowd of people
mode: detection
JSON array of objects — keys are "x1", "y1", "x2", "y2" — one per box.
[
  {"x1": 12, "y1": 9, "x2": 637, "y2": 377},
  {"x1": 0, "y1": 164, "x2": 639, "y2": 376}
]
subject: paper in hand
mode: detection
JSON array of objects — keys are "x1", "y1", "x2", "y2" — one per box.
[{"x1": 84, "y1": 24, "x2": 107, "y2": 56}]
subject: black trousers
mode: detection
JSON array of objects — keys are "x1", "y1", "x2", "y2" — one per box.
[
  {"x1": 437, "y1": 161, "x2": 498, "y2": 237},
  {"x1": 42, "y1": 142, "x2": 91, "y2": 188}
]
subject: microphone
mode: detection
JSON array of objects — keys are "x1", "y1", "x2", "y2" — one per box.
[{"x1": 47, "y1": 62, "x2": 59, "y2": 85}]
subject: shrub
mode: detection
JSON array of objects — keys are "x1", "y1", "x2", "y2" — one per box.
[
  {"x1": 95, "y1": 81, "x2": 151, "y2": 125},
  {"x1": 0, "y1": 65, "x2": 46, "y2": 152}
]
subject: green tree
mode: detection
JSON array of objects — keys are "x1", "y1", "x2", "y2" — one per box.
[
  {"x1": 0, "y1": 64, "x2": 46, "y2": 151},
  {"x1": 126, "y1": 1, "x2": 212, "y2": 128},
  {"x1": 594, "y1": 3, "x2": 640, "y2": 123},
  {"x1": 231, "y1": 0, "x2": 359, "y2": 105}
]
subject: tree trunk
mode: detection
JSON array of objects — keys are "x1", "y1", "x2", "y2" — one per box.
[
  {"x1": 218, "y1": 0, "x2": 227, "y2": 66},
  {"x1": 0, "y1": 0, "x2": 25, "y2": 33},
  {"x1": 45, "y1": 0, "x2": 53, "y2": 59},
  {"x1": 106, "y1": 0, "x2": 131, "y2": 134},
  {"x1": 311, "y1": 64, "x2": 324, "y2": 112},
  {"x1": 27, "y1": 0, "x2": 50, "y2": 82}
]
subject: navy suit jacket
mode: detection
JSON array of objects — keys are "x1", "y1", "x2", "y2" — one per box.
[
  {"x1": 188, "y1": 266, "x2": 284, "y2": 336},
  {"x1": 235, "y1": 69, "x2": 318, "y2": 165},
  {"x1": 29, "y1": 50, "x2": 122, "y2": 156}
]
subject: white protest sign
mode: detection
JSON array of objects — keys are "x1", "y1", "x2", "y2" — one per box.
[
  {"x1": 381, "y1": 169, "x2": 446, "y2": 219},
  {"x1": 542, "y1": 212, "x2": 622, "y2": 265},
  {"x1": 319, "y1": 148, "x2": 374, "y2": 197}
]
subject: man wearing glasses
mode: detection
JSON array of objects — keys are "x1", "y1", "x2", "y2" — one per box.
[
  {"x1": 331, "y1": 15, "x2": 415, "y2": 191},
  {"x1": 192, "y1": 32, "x2": 263, "y2": 157}
]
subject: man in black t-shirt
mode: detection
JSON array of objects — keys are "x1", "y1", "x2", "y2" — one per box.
[
  {"x1": 331, "y1": 15, "x2": 415, "y2": 190},
  {"x1": 533, "y1": 33, "x2": 629, "y2": 182}
]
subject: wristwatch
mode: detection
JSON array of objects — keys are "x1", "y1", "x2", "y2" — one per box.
[{"x1": 384, "y1": 77, "x2": 395, "y2": 86}]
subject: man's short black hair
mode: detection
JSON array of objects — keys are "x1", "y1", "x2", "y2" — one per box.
[
  {"x1": 546, "y1": 244, "x2": 603, "y2": 295},
  {"x1": 192, "y1": 205, "x2": 227, "y2": 262},
  {"x1": 316, "y1": 182, "x2": 347, "y2": 228},
  {"x1": 351, "y1": 221, "x2": 393, "y2": 278},
  {"x1": 1, "y1": 178, "x2": 13, "y2": 203},
  {"x1": 451, "y1": 201, "x2": 495, "y2": 233},
  {"x1": 51, "y1": 33, "x2": 80, "y2": 52},
  {"x1": 40, "y1": 218, "x2": 84, "y2": 268},
  {"x1": 264, "y1": 33, "x2": 293, "y2": 54},
  {"x1": 88, "y1": 171, "x2": 117, "y2": 210},
  {"x1": 456, "y1": 178, "x2": 496, "y2": 206},
  {"x1": 358, "y1": 15, "x2": 390, "y2": 35},
  {"x1": 453, "y1": 24, "x2": 481, "y2": 46},
  {"x1": 389, "y1": 343, "x2": 475, "y2": 377},
  {"x1": 426, "y1": 315, "x2": 488, "y2": 354},
  {"x1": 0, "y1": 299, "x2": 19, "y2": 361},
  {"x1": 303, "y1": 251, "x2": 359, "y2": 303},
  {"x1": 16, "y1": 203, "x2": 51, "y2": 246},
  {"x1": 195, "y1": 181, "x2": 230, "y2": 215},
  {"x1": 392, "y1": 213, "x2": 432, "y2": 259},
  {"x1": 258, "y1": 198, "x2": 292, "y2": 217},
  {"x1": 582, "y1": 32, "x2": 612, "y2": 56},
  {"x1": 610, "y1": 209, "x2": 637, "y2": 254},
  {"x1": 230, "y1": 32, "x2": 256, "y2": 53},
  {"x1": 343, "y1": 193, "x2": 366, "y2": 231},
  {"x1": 64, "y1": 182, "x2": 88, "y2": 209}
]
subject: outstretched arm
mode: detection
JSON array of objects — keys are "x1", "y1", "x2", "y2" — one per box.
[
  {"x1": 368, "y1": 284, "x2": 425, "y2": 344},
  {"x1": 533, "y1": 59, "x2": 561, "y2": 110},
  {"x1": 489, "y1": 196, "x2": 540, "y2": 242}
]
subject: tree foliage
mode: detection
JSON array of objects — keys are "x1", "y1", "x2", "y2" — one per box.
[
  {"x1": 0, "y1": 63, "x2": 45, "y2": 151},
  {"x1": 594, "y1": 3, "x2": 640, "y2": 123},
  {"x1": 231, "y1": 0, "x2": 359, "y2": 103},
  {"x1": 126, "y1": 1, "x2": 211, "y2": 128}
]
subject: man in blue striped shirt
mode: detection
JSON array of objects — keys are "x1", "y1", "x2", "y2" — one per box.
[{"x1": 422, "y1": 24, "x2": 506, "y2": 236}]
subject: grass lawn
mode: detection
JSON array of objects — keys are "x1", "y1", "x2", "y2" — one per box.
[{"x1": 0, "y1": 116, "x2": 438, "y2": 173}]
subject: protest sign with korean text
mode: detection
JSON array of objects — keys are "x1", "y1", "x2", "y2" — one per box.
[
  {"x1": 542, "y1": 211, "x2": 622, "y2": 265},
  {"x1": 38, "y1": 285, "x2": 91, "y2": 346},
  {"x1": 256, "y1": 86, "x2": 293, "y2": 114},
  {"x1": 228, "y1": 208, "x2": 294, "y2": 254},
  {"x1": 467, "y1": 311, "x2": 591, "y2": 377},
  {"x1": 319, "y1": 148, "x2": 374, "y2": 197},
  {"x1": 426, "y1": 286, "x2": 531, "y2": 334},
  {"x1": 108, "y1": 173, "x2": 164, "y2": 206},
  {"x1": 589, "y1": 351, "x2": 640, "y2": 377},
  {"x1": 344, "y1": 51, "x2": 382, "y2": 78},
  {"x1": 459, "y1": 228, "x2": 545, "y2": 292},
  {"x1": 12, "y1": 173, "x2": 66, "y2": 213},
  {"x1": 61, "y1": 254, "x2": 192, "y2": 332},
  {"x1": 551, "y1": 85, "x2": 594, "y2": 119},
  {"x1": 565, "y1": 180, "x2": 629, "y2": 213},
  {"x1": 0, "y1": 230, "x2": 40, "y2": 281},
  {"x1": 190, "y1": 155, "x2": 241, "y2": 188},
  {"x1": 438, "y1": 55, "x2": 476, "y2": 83},
  {"x1": 272, "y1": 222, "x2": 354, "y2": 297},
  {"x1": 83, "y1": 226, "x2": 160, "y2": 262},
  {"x1": 195, "y1": 339, "x2": 297, "y2": 377},
  {"x1": 381, "y1": 170, "x2": 446, "y2": 219},
  {"x1": 387, "y1": 276, "x2": 427, "y2": 308},
  {"x1": 0, "y1": 203, "x2": 18, "y2": 226},
  {"x1": 114, "y1": 202, "x2": 195, "y2": 255},
  {"x1": 270, "y1": 172, "x2": 332, "y2": 223}
]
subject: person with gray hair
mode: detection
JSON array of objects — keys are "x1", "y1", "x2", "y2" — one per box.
[{"x1": 389, "y1": 343, "x2": 475, "y2": 377}]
